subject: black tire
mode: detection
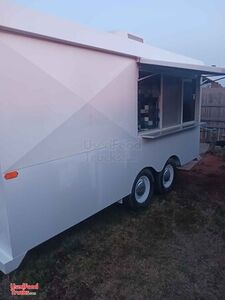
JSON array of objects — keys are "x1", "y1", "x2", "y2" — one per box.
[
  {"x1": 125, "y1": 169, "x2": 154, "y2": 209},
  {"x1": 156, "y1": 159, "x2": 177, "y2": 194}
]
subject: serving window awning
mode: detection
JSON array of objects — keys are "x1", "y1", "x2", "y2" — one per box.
[{"x1": 139, "y1": 58, "x2": 225, "y2": 77}]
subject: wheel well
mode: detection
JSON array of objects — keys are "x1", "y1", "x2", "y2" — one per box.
[
  {"x1": 142, "y1": 167, "x2": 158, "y2": 182},
  {"x1": 167, "y1": 155, "x2": 181, "y2": 167}
]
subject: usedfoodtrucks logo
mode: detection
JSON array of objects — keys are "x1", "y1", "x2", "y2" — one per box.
[{"x1": 10, "y1": 283, "x2": 39, "y2": 296}]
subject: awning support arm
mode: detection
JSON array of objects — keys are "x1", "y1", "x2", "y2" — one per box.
[{"x1": 138, "y1": 73, "x2": 159, "y2": 82}]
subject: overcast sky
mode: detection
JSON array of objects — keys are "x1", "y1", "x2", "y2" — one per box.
[{"x1": 14, "y1": 0, "x2": 225, "y2": 68}]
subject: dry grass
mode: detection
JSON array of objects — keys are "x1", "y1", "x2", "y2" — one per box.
[{"x1": 0, "y1": 153, "x2": 225, "y2": 299}]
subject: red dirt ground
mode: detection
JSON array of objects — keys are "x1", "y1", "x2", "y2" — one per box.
[{"x1": 179, "y1": 153, "x2": 225, "y2": 201}]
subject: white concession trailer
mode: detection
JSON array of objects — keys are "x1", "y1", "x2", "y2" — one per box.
[{"x1": 0, "y1": 1, "x2": 225, "y2": 274}]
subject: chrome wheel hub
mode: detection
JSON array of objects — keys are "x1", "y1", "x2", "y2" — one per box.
[{"x1": 135, "y1": 176, "x2": 151, "y2": 203}]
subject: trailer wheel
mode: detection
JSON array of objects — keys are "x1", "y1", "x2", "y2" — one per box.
[
  {"x1": 156, "y1": 159, "x2": 176, "y2": 193},
  {"x1": 126, "y1": 169, "x2": 154, "y2": 209}
]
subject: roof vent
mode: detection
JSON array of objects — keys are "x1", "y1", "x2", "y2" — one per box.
[
  {"x1": 110, "y1": 31, "x2": 144, "y2": 43},
  {"x1": 127, "y1": 33, "x2": 144, "y2": 43}
]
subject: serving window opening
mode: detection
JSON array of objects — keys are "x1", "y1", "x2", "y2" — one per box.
[{"x1": 138, "y1": 66, "x2": 200, "y2": 136}]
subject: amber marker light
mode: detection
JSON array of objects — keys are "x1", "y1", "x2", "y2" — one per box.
[{"x1": 4, "y1": 171, "x2": 19, "y2": 180}]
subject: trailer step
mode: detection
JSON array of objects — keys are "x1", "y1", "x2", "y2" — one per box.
[{"x1": 178, "y1": 157, "x2": 201, "y2": 171}]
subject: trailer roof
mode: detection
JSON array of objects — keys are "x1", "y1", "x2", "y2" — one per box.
[{"x1": 1, "y1": 0, "x2": 225, "y2": 76}]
